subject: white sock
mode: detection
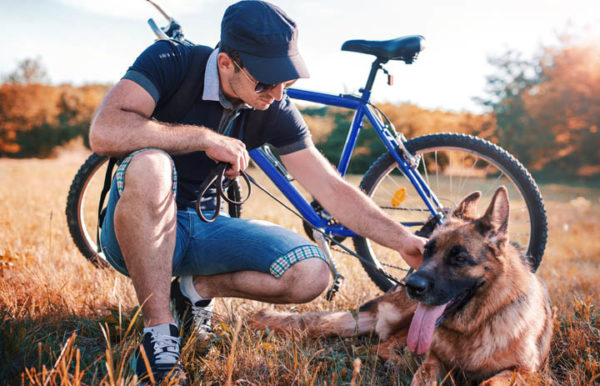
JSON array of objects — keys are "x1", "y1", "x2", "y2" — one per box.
[
  {"x1": 143, "y1": 322, "x2": 175, "y2": 337},
  {"x1": 179, "y1": 276, "x2": 210, "y2": 304}
]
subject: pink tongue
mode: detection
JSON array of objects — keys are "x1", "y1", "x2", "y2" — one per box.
[{"x1": 407, "y1": 303, "x2": 448, "y2": 354}]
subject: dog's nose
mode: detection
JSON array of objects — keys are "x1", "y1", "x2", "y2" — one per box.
[{"x1": 406, "y1": 274, "x2": 431, "y2": 299}]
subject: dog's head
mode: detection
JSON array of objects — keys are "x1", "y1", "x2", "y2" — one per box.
[{"x1": 405, "y1": 186, "x2": 511, "y2": 353}]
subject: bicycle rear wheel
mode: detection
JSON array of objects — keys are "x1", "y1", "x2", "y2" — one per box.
[
  {"x1": 354, "y1": 133, "x2": 547, "y2": 291},
  {"x1": 65, "y1": 153, "x2": 243, "y2": 268}
]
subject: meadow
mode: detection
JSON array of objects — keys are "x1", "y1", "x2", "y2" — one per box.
[{"x1": 0, "y1": 148, "x2": 599, "y2": 385}]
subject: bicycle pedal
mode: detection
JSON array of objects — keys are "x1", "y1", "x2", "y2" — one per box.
[{"x1": 325, "y1": 275, "x2": 344, "y2": 301}]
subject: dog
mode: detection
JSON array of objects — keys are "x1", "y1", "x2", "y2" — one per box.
[{"x1": 248, "y1": 187, "x2": 553, "y2": 385}]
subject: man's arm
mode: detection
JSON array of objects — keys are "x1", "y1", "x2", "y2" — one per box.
[
  {"x1": 280, "y1": 145, "x2": 425, "y2": 269},
  {"x1": 89, "y1": 79, "x2": 248, "y2": 175}
]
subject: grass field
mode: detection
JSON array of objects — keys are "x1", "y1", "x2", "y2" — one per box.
[{"x1": 1, "y1": 150, "x2": 599, "y2": 385}]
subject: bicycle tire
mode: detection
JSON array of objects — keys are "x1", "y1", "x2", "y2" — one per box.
[
  {"x1": 353, "y1": 133, "x2": 547, "y2": 292},
  {"x1": 66, "y1": 153, "x2": 243, "y2": 268}
]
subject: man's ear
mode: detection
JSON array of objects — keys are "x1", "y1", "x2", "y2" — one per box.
[
  {"x1": 217, "y1": 52, "x2": 234, "y2": 71},
  {"x1": 477, "y1": 187, "x2": 510, "y2": 246},
  {"x1": 451, "y1": 191, "x2": 481, "y2": 220}
]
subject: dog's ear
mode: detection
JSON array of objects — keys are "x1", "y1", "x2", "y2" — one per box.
[
  {"x1": 477, "y1": 187, "x2": 510, "y2": 246},
  {"x1": 452, "y1": 191, "x2": 481, "y2": 220}
]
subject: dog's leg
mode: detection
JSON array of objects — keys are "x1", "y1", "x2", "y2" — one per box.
[
  {"x1": 373, "y1": 328, "x2": 408, "y2": 362},
  {"x1": 411, "y1": 352, "x2": 445, "y2": 386},
  {"x1": 247, "y1": 308, "x2": 378, "y2": 338},
  {"x1": 248, "y1": 285, "x2": 417, "y2": 339}
]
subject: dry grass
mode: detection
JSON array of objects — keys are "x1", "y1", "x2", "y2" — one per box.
[{"x1": 0, "y1": 150, "x2": 599, "y2": 385}]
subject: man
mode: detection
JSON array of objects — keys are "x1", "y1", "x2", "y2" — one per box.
[{"x1": 90, "y1": 0, "x2": 425, "y2": 383}]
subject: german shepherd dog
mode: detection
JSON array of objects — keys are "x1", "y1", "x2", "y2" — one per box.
[{"x1": 248, "y1": 187, "x2": 553, "y2": 385}]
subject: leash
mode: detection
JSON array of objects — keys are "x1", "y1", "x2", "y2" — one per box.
[
  {"x1": 244, "y1": 172, "x2": 404, "y2": 283},
  {"x1": 196, "y1": 163, "x2": 406, "y2": 296},
  {"x1": 195, "y1": 162, "x2": 252, "y2": 222}
]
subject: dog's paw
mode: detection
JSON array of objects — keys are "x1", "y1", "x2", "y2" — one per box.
[{"x1": 246, "y1": 309, "x2": 272, "y2": 330}]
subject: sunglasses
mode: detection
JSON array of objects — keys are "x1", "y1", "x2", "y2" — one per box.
[{"x1": 232, "y1": 60, "x2": 296, "y2": 93}]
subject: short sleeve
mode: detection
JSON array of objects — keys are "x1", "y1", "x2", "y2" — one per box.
[
  {"x1": 122, "y1": 40, "x2": 190, "y2": 104},
  {"x1": 266, "y1": 94, "x2": 313, "y2": 155}
]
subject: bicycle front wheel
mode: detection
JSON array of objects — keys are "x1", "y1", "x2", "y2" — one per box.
[{"x1": 354, "y1": 133, "x2": 547, "y2": 291}]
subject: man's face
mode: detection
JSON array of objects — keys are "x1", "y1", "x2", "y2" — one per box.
[{"x1": 218, "y1": 53, "x2": 296, "y2": 110}]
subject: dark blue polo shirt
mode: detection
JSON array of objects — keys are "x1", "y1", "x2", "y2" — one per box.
[{"x1": 122, "y1": 40, "x2": 312, "y2": 209}]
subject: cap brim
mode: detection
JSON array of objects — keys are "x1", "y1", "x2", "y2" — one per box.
[{"x1": 239, "y1": 52, "x2": 309, "y2": 84}]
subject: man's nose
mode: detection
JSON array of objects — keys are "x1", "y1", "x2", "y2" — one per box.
[{"x1": 267, "y1": 83, "x2": 284, "y2": 101}]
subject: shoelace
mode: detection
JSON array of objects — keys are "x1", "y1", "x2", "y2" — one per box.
[
  {"x1": 151, "y1": 334, "x2": 181, "y2": 365},
  {"x1": 190, "y1": 302, "x2": 214, "y2": 332}
]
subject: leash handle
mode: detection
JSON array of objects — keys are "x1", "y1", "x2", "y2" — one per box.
[{"x1": 195, "y1": 162, "x2": 251, "y2": 222}]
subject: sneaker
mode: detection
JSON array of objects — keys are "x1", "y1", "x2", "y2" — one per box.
[
  {"x1": 133, "y1": 324, "x2": 188, "y2": 385},
  {"x1": 170, "y1": 278, "x2": 215, "y2": 340}
]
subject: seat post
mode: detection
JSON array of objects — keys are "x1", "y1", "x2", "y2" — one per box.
[{"x1": 364, "y1": 58, "x2": 385, "y2": 92}]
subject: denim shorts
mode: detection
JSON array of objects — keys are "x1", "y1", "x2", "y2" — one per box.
[{"x1": 99, "y1": 149, "x2": 327, "y2": 278}]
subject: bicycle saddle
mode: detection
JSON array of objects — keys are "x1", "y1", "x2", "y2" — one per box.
[{"x1": 341, "y1": 35, "x2": 425, "y2": 63}]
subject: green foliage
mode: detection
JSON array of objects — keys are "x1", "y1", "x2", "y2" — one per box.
[
  {"x1": 476, "y1": 50, "x2": 543, "y2": 167},
  {"x1": 314, "y1": 109, "x2": 386, "y2": 174},
  {"x1": 14, "y1": 122, "x2": 89, "y2": 158},
  {"x1": 300, "y1": 106, "x2": 328, "y2": 117}
]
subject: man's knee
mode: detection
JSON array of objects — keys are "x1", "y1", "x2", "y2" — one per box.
[
  {"x1": 280, "y1": 258, "x2": 330, "y2": 303},
  {"x1": 122, "y1": 149, "x2": 175, "y2": 199}
]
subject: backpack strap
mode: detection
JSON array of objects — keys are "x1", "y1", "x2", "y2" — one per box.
[{"x1": 97, "y1": 156, "x2": 117, "y2": 250}]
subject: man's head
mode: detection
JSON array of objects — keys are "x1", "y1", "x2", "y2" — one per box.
[{"x1": 217, "y1": 0, "x2": 308, "y2": 110}]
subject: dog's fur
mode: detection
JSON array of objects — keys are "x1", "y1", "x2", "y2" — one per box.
[{"x1": 248, "y1": 187, "x2": 553, "y2": 385}]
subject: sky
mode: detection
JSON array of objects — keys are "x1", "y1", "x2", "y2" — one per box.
[{"x1": 1, "y1": 0, "x2": 599, "y2": 113}]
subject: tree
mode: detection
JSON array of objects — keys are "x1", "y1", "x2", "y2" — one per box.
[
  {"x1": 477, "y1": 34, "x2": 600, "y2": 178},
  {"x1": 476, "y1": 50, "x2": 544, "y2": 167},
  {"x1": 2, "y1": 57, "x2": 49, "y2": 84},
  {"x1": 523, "y1": 40, "x2": 600, "y2": 176}
]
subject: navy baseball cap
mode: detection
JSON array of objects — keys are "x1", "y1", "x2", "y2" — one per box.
[{"x1": 220, "y1": 0, "x2": 309, "y2": 84}]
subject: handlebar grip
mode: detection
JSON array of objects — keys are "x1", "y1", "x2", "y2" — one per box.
[{"x1": 148, "y1": 18, "x2": 170, "y2": 40}]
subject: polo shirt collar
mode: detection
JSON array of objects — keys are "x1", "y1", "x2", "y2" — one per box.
[{"x1": 202, "y1": 48, "x2": 251, "y2": 110}]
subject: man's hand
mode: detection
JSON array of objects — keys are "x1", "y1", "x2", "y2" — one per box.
[
  {"x1": 398, "y1": 233, "x2": 427, "y2": 270},
  {"x1": 204, "y1": 132, "x2": 249, "y2": 178}
]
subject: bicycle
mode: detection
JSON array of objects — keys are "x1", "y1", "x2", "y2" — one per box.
[{"x1": 65, "y1": 1, "x2": 547, "y2": 293}]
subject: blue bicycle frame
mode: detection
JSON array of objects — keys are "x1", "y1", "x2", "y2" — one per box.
[
  {"x1": 249, "y1": 86, "x2": 445, "y2": 239},
  {"x1": 145, "y1": 5, "x2": 444, "y2": 241}
]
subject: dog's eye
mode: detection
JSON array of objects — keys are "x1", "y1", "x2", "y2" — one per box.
[
  {"x1": 447, "y1": 245, "x2": 472, "y2": 266},
  {"x1": 449, "y1": 253, "x2": 471, "y2": 266},
  {"x1": 454, "y1": 254, "x2": 468, "y2": 264}
]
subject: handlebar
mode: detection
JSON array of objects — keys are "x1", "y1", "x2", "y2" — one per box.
[
  {"x1": 148, "y1": 18, "x2": 170, "y2": 41},
  {"x1": 146, "y1": 0, "x2": 190, "y2": 45}
]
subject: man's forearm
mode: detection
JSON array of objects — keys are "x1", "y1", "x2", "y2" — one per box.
[
  {"x1": 320, "y1": 179, "x2": 413, "y2": 251},
  {"x1": 89, "y1": 107, "x2": 221, "y2": 158}
]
